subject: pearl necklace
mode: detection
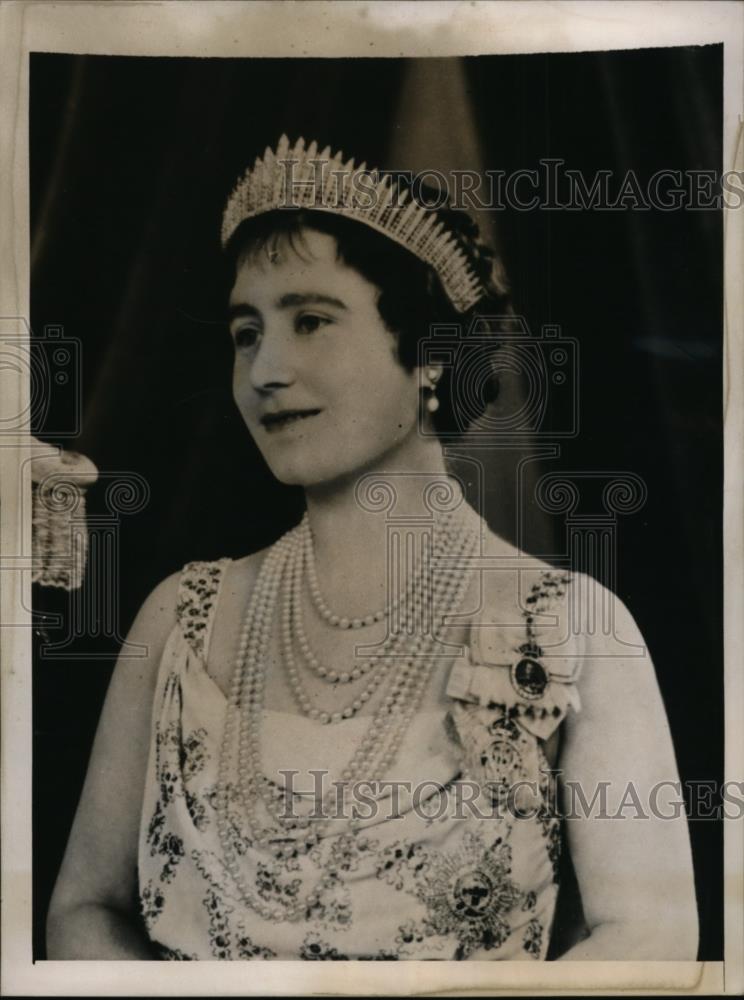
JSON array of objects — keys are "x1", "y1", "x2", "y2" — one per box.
[
  {"x1": 302, "y1": 512, "x2": 441, "y2": 630},
  {"x1": 285, "y1": 509, "x2": 474, "y2": 719},
  {"x1": 216, "y1": 506, "x2": 479, "y2": 922}
]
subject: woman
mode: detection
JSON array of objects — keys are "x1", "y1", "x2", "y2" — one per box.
[{"x1": 47, "y1": 136, "x2": 698, "y2": 960}]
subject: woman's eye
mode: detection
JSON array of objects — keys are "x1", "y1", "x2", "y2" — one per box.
[
  {"x1": 232, "y1": 326, "x2": 260, "y2": 348},
  {"x1": 295, "y1": 313, "x2": 330, "y2": 335}
]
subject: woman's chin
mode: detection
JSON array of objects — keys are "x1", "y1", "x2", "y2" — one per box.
[{"x1": 266, "y1": 460, "x2": 344, "y2": 490}]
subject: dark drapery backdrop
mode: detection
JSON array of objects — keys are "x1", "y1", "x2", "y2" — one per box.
[{"x1": 31, "y1": 47, "x2": 723, "y2": 959}]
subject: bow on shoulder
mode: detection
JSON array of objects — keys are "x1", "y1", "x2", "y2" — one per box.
[{"x1": 446, "y1": 569, "x2": 583, "y2": 741}]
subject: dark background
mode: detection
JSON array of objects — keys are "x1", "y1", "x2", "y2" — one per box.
[{"x1": 31, "y1": 48, "x2": 723, "y2": 960}]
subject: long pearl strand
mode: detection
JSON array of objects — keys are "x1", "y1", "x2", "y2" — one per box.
[
  {"x1": 216, "y1": 506, "x2": 479, "y2": 922},
  {"x1": 303, "y1": 511, "x2": 440, "y2": 630},
  {"x1": 295, "y1": 508, "x2": 457, "y2": 687},
  {"x1": 284, "y1": 510, "x2": 473, "y2": 721}
]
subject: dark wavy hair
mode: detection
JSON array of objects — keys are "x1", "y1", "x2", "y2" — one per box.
[{"x1": 223, "y1": 187, "x2": 512, "y2": 438}]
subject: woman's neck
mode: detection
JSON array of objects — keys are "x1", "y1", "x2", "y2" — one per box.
[{"x1": 302, "y1": 438, "x2": 454, "y2": 616}]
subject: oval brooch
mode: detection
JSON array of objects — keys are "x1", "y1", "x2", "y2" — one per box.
[{"x1": 510, "y1": 656, "x2": 549, "y2": 700}]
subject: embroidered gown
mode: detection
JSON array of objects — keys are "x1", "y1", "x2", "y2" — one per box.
[{"x1": 138, "y1": 554, "x2": 584, "y2": 961}]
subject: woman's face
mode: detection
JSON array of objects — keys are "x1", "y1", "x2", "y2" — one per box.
[{"x1": 228, "y1": 227, "x2": 423, "y2": 488}]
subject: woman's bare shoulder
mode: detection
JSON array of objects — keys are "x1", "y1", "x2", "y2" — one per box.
[
  {"x1": 228, "y1": 546, "x2": 269, "y2": 576},
  {"x1": 476, "y1": 525, "x2": 569, "y2": 608},
  {"x1": 221, "y1": 545, "x2": 271, "y2": 598},
  {"x1": 144, "y1": 547, "x2": 268, "y2": 631},
  {"x1": 101, "y1": 570, "x2": 184, "y2": 707},
  {"x1": 479, "y1": 524, "x2": 559, "y2": 569}
]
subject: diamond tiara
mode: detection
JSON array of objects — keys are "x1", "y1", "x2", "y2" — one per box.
[{"x1": 221, "y1": 135, "x2": 485, "y2": 313}]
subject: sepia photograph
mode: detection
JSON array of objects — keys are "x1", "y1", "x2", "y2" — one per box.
[{"x1": 2, "y1": 1, "x2": 742, "y2": 995}]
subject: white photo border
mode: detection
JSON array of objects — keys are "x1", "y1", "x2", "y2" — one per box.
[{"x1": 1, "y1": 1, "x2": 742, "y2": 995}]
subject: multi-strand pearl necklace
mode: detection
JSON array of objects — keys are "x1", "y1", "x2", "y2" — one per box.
[
  {"x1": 303, "y1": 513, "x2": 437, "y2": 631},
  {"x1": 283, "y1": 509, "x2": 473, "y2": 721},
  {"x1": 216, "y1": 504, "x2": 479, "y2": 922}
]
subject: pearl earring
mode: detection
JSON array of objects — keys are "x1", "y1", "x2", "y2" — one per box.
[{"x1": 425, "y1": 368, "x2": 440, "y2": 413}]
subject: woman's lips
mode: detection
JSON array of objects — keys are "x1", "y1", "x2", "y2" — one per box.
[{"x1": 259, "y1": 409, "x2": 322, "y2": 432}]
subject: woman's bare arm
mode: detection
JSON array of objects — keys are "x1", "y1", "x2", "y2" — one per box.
[
  {"x1": 555, "y1": 581, "x2": 698, "y2": 960},
  {"x1": 46, "y1": 571, "x2": 181, "y2": 959}
]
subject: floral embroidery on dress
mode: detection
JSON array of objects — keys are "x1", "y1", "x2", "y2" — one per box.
[
  {"x1": 204, "y1": 887, "x2": 234, "y2": 959},
  {"x1": 537, "y1": 805, "x2": 562, "y2": 884},
  {"x1": 521, "y1": 889, "x2": 537, "y2": 912},
  {"x1": 535, "y1": 749, "x2": 562, "y2": 884},
  {"x1": 255, "y1": 859, "x2": 303, "y2": 907},
  {"x1": 522, "y1": 916, "x2": 543, "y2": 958},
  {"x1": 309, "y1": 831, "x2": 379, "y2": 876},
  {"x1": 139, "y1": 879, "x2": 165, "y2": 929},
  {"x1": 147, "y1": 799, "x2": 166, "y2": 854},
  {"x1": 300, "y1": 933, "x2": 348, "y2": 960},
  {"x1": 184, "y1": 787, "x2": 208, "y2": 832},
  {"x1": 155, "y1": 713, "x2": 180, "y2": 806},
  {"x1": 154, "y1": 943, "x2": 198, "y2": 960},
  {"x1": 180, "y1": 728, "x2": 209, "y2": 781},
  {"x1": 145, "y1": 718, "x2": 211, "y2": 882},
  {"x1": 176, "y1": 560, "x2": 229, "y2": 660},
  {"x1": 395, "y1": 919, "x2": 441, "y2": 954},
  {"x1": 232, "y1": 918, "x2": 277, "y2": 960},
  {"x1": 157, "y1": 831, "x2": 185, "y2": 884},
  {"x1": 375, "y1": 842, "x2": 430, "y2": 891},
  {"x1": 299, "y1": 934, "x2": 399, "y2": 961},
  {"x1": 204, "y1": 781, "x2": 253, "y2": 858},
  {"x1": 138, "y1": 552, "x2": 570, "y2": 960},
  {"x1": 145, "y1": 717, "x2": 187, "y2": 882},
  {"x1": 186, "y1": 852, "x2": 277, "y2": 958},
  {"x1": 305, "y1": 885, "x2": 353, "y2": 931}
]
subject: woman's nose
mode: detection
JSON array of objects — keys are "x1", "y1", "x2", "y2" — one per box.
[{"x1": 248, "y1": 328, "x2": 296, "y2": 392}]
